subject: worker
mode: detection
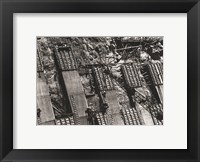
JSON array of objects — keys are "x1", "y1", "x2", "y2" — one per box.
[
  {"x1": 38, "y1": 72, "x2": 41, "y2": 78},
  {"x1": 102, "y1": 91, "x2": 106, "y2": 98},
  {"x1": 140, "y1": 51, "x2": 150, "y2": 62},
  {"x1": 156, "y1": 111, "x2": 163, "y2": 121},
  {"x1": 115, "y1": 53, "x2": 122, "y2": 62},
  {"x1": 37, "y1": 108, "x2": 41, "y2": 118},
  {"x1": 102, "y1": 103, "x2": 109, "y2": 116}
]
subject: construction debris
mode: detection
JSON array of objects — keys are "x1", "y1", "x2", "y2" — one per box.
[{"x1": 37, "y1": 36, "x2": 163, "y2": 125}]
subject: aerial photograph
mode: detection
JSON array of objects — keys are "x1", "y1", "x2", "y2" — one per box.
[{"x1": 37, "y1": 36, "x2": 163, "y2": 125}]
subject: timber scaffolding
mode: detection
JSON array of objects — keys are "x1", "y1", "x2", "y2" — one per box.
[
  {"x1": 54, "y1": 46, "x2": 88, "y2": 125},
  {"x1": 141, "y1": 62, "x2": 163, "y2": 104},
  {"x1": 120, "y1": 106, "x2": 143, "y2": 125},
  {"x1": 147, "y1": 63, "x2": 163, "y2": 85},
  {"x1": 134, "y1": 90, "x2": 163, "y2": 125},
  {"x1": 55, "y1": 46, "x2": 77, "y2": 71},
  {"x1": 121, "y1": 63, "x2": 163, "y2": 125},
  {"x1": 120, "y1": 64, "x2": 145, "y2": 125},
  {"x1": 92, "y1": 66, "x2": 124, "y2": 125},
  {"x1": 92, "y1": 66, "x2": 115, "y2": 92},
  {"x1": 142, "y1": 62, "x2": 163, "y2": 124},
  {"x1": 121, "y1": 64, "x2": 143, "y2": 90}
]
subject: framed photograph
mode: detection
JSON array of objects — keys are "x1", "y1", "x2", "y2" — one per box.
[{"x1": 0, "y1": 0, "x2": 200, "y2": 161}]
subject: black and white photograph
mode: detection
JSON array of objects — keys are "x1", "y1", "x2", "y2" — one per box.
[{"x1": 37, "y1": 36, "x2": 163, "y2": 125}]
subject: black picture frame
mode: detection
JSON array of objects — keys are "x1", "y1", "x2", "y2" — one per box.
[{"x1": 0, "y1": 0, "x2": 200, "y2": 161}]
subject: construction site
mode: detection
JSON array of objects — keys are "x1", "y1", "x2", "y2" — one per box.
[{"x1": 37, "y1": 36, "x2": 163, "y2": 125}]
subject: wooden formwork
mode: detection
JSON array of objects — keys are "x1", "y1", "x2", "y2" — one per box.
[
  {"x1": 121, "y1": 64, "x2": 142, "y2": 89},
  {"x1": 62, "y1": 71, "x2": 88, "y2": 124},
  {"x1": 55, "y1": 46, "x2": 77, "y2": 71},
  {"x1": 37, "y1": 74, "x2": 55, "y2": 125},
  {"x1": 93, "y1": 66, "x2": 115, "y2": 92}
]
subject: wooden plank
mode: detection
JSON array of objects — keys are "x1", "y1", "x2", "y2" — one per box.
[
  {"x1": 62, "y1": 71, "x2": 88, "y2": 118},
  {"x1": 79, "y1": 116, "x2": 88, "y2": 125},
  {"x1": 106, "y1": 91, "x2": 121, "y2": 114},
  {"x1": 41, "y1": 120, "x2": 55, "y2": 125},
  {"x1": 112, "y1": 113, "x2": 124, "y2": 125},
  {"x1": 71, "y1": 93, "x2": 88, "y2": 117},
  {"x1": 37, "y1": 75, "x2": 55, "y2": 124},
  {"x1": 105, "y1": 90, "x2": 124, "y2": 125},
  {"x1": 62, "y1": 71, "x2": 84, "y2": 94},
  {"x1": 116, "y1": 45, "x2": 141, "y2": 51},
  {"x1": 135, "y1": 103, "x2": 154, "y2": 125}
]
